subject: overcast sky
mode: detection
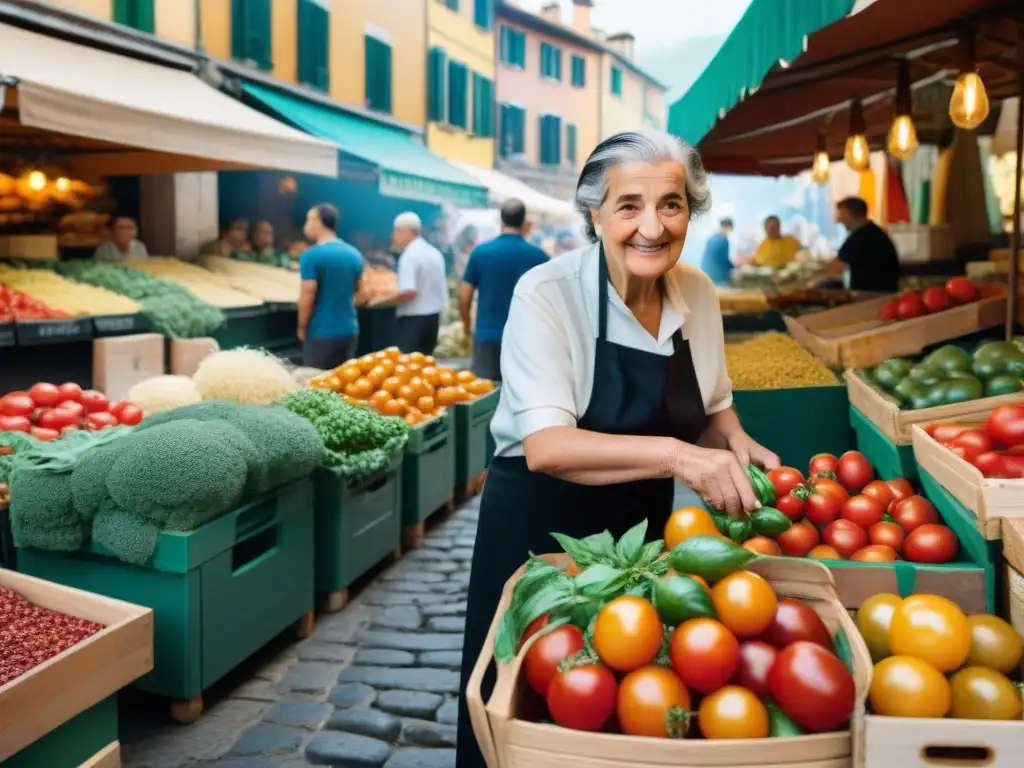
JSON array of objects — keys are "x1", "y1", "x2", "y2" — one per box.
[{"x1": 513, "y1": 0, "x2": 753, "y2": 50}]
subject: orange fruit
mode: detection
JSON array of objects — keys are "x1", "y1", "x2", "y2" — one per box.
[
  {"x1": 450, "y1": 385, "x2": 471, "y2": 403},
  {"x1": 381, "y1": 376, "x2": 403, "y2": 394},
  {"x1": 407, "y1": 362, "x2": 423, "y2": 374},
  {"x1": 358, "y1": 354, "x2": 377, "y2": 372},
  {"x1": 438, "y1": 369, "x2": 456, "y2": 387},
  {"x1": 409, "y1": 351, "x2": 425, "y2": 363},
  {"x1": 384, "y1": 346, "x2": 400, "y2": 358},
  {"x1": 397, "y1": 354, "x2": 411, "y2": 365},
  {"x1": 393, "y1": 364, "x2": 409, "y2": 381},
  {"x1": 326, "y1": 376, "x2": 343, "y2": 392},
  {"x1": 467, "y1": 379, "x2": 493, "y2": 397},
  {"x1": 338, "y1": 365, "x2": 362, "y2": 385},
  {"x1": 664, "y1": 507, "x2": 721, "y2": 550},
  {"x1": 436, "y1": 387, "x2": 456, "y2": 407},
  {"x1": 396, "y1": 385, "x2": 415, "y2": 401},
  {"x1": 710, "y1": 571, "x2": 778, "y2": 638},
  {"x1": 374, "y1": 350, "x2": 389, "y2": 361},
  {"x1": 743, "y1": 536, "x2": 780, "y2": 556},
  {"x1": 394, "y1": 397, "x2": 410, "y2": 412},
  {"x1": 456, "y1": 370, "x2": 476, "y2": 384},
  {"x1": 349, "y1": 378, "x2": 373, "y2": 400},
  {"x1": 381, "y1": 399, "x2": 405, "y2": 417},
  {"x1": 366, "y1": 366, "x2": 388, "y2": 388},
  {"x1": 807, "y1": 544, "x2": 841, "y2": 560},
  {"x1": 423, "y1": 355, "x2": 437, "y2": 366},
  {"x1": 378, "y1": 358, "x2": 395, "y2": 374},
  {"x1": 417, "y1": 395, "x2": 435, "y2": 414},
  {"x1": 310, "y1": 379, "x2": 331, "y2": 389},
  {"x1": 369, "y1": 390, "x2": 391, "y2": 409},
  {"x1": 405, "y1": 412, "x2": 421, "y2": 426},
  {"x1": 421, "y1": 366, "x2": 440, "y2": 387}
]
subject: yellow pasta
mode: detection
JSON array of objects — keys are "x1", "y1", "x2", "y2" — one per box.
[{"x1": 726, "y1": 333, "x2": 837, "y2": 390}]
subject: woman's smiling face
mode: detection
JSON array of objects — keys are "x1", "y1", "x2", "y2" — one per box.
[{"x1": 594, "y1": 159, "x2": 690, "y2": 281}]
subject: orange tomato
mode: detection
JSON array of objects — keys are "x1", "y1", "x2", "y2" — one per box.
[
  {"x1": 450, "y1": 385, "x2": 471, "y2": 403},
  {"x1": 397, "y1": 354, "x2": 411, "y2": 365},
  {"x1": 393, "y1": 364, "x2": 410, "y2": 380},
  {"x1": 381, "y1": 399, "x2": 406, "y2": 417},
  {"x1": 369, "y1": 390, "x2": 391, "y2": 409},
  {"x1": 417, "y1": 395, "x2": 436, "y2": 414},
  {"x1": 698, "y1": 686, "x2": 769, "y2": 739},
  {"x1": 394, "y1": 397, "x2": 410, "y2": 412},
  {"x1": 338, "y1": 365, "x2": 362, "y2": 385},
  {"x1": 617, "y1": 666, "x2": 692, "y2": 738},
  {"x1": 743, "y1": 536, "x2": 780, "y2": 556},
  {"x1": 381, "y1": 376, "x2": 403, "y2": 394},
  {"x1": 438, "y1": 369, "x2": 456, "y2": 387},
  {"x1": 366, "y1": 366, "x2": 388, "y2": 388},
  {"x1": 423, "y1": 355, "x2": 437, "y2": 366},
  {"x1": 358, "y1": 354, "x2": 377, "y2": 372},
  {"x1": 407, "y1": 362, "x2": 423, "y2": 374},
  {"x1": 346, "y1": 379, "x2": 374, "y2": 399},
  {"x1": 889, "y1": 594, "x2": 971, "y2": 672},
  {"x1": 409, "y1": 351, "x2": 425, "y2": 363},
  {"x1": 592, "y1": 596, "x2": 663, "y2": 672},
  {"x1": 326, "y1": 376, "x2": 343, "y2": 392},
  {"x1": 384, "y1": 346, "x2": 400, "y2": 358},
  {"x1": 309, "y1": 378, "x2": 331, "y2": 389},
  {"x1": 456, "y1": 369, "x2": 476, "y2": 384},
  {"x1": 421, "y1": 366, "x2": 441, "y2": 387},
  {"x1": 710, "y1": 571, "x2": 778, "y2": 638},
  {"x1": 807, "y1": 544, "x2": 841, "y2": 560},
  {"x1": 664, "y1": 507, "x2": 721, "y2": 550},
  {"x1": 396, "y1": 385, "x2": 415, "y2": 401},
  {"x1": 849, "y1": 544, "x2": 898, "y2": 562},
  {"x1": 435, "y1": 387, "x2": 456, "y2": 407},
  {"x1": 467, "y1": 379, "x2": 494, "y2": 397},
  {"x1": 404, "y1": 412, "x2": 421, "y2": 426},
  {"x1": 373, "y1": 350, "x2": 390, "y2": 361}
]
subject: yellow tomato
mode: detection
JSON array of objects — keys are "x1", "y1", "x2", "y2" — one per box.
[
  {"x1": 664, "y1": 507, "x2": 721, "y2": 551},
  {"x1": 965, "y1": 614, "x2": 1024, "y2": 675},
  {"x1": 855, "y1": 593, "x2": 902, "y2": 663},
  {"x1": 889, "y1": 595, "x2": 971, "y2": 672},
  {"x1": 949, "y1": 667, "x2": 1023, "y2": 720},
  {"x1": 710, "y1": 571, "x2": 778, "y2": 638},
  {"x1": 870, "y1": 655, "x2": 950, "y2": 718}
]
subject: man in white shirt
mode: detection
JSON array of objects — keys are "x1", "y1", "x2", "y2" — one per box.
[
  {"x1": 93, "y1": 217, "x2": 148, "y2": 262},
  {"x1": 386, "y1": 212, "x2": 448, "y2": 354}
]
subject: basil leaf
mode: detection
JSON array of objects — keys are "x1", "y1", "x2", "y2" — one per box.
[
  {"x1": 493, "y1": 609, "x2": 519, "y2": 663},
  {"x1": 636, "y1": 539, "x2": 665, "y2": 567},
  {"x1": 573, "y1": 563, "x2": 624, "y2": 596},
  {"x1": 578, "y1": 530, "x2": 617, "y2": 563},
  {"x1": 615, "y1": 520, "x2": 648, "y2": 565},
  {"x1": 514, "y1": 581, "x2": 575, "y2": 637},
  {"x1": 550, "y1": 533, "x2": 597, "y2": 566}
]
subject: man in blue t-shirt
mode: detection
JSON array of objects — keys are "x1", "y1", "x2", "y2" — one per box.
[
  {"x1": 459, "y1": 199, "x2": 548, "y2": 380},
  {"x1": 700, "y1": 218, "x2": 735, "y2": 286},
  {"x1": 298, "y1": 203, "x2": 365, "y2": 369}
]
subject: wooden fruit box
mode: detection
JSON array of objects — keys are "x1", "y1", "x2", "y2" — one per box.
[
  {"x1": 845, "y1": 372, "x2": 1024, "y2": 446},
  {"x1": 81, "y1": 742, "x2": 121, "y2": 768},
  {"x1": 861, "y1": 714, "x2": 1021, "y2": 767},
  {"x1": 783, "y1": 285, "x2": 1007, "y2": 370},
  {"x1": 910, "y1": 422, "x2": 1024, "y2": 540},
  {"x1": 0, "y1": 569, "x2": 153, "y2": 763}
]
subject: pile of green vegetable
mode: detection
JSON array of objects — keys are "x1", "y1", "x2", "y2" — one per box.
[
  {"x1": 864, "y1": 341, "x2": 1024, "y2": 410},
  {"x1": 280, "y1": 388, "x2": 408, "y2": 480},
  {"x1": 8, "y1": 401, "x2": 324, "y2": 565},
  {"x1": 706, "y1": 466, "x2": 792, "y2": 543},
  {"x1": 56, "y1": 261, "x2": 225, "y2": 338}
]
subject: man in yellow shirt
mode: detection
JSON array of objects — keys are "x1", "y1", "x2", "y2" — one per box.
[{"x1": 753, "y1": 215, "x2": 802, "y2": 269}]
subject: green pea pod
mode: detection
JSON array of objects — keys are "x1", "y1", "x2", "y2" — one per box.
[
  {"x1": 651, "y1": 573, "x2": 717, "y2": 626},
  {"x1": 750, "y1": 507, "x2": 793, "y2": 538},
  {"x1": 668, "y1": 535, "x2": 757, "y2": 582},
  {"x1": 745, "y1": 465, "x2": 776, "y2": 506},
  {"x1": 727, "y1": 517, "x2": 754, "y2": 542},
  {"x1": 766, "y1": 701, "x2": 804, "y2": 737}
]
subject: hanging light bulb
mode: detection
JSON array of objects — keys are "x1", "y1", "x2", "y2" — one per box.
[
  {"x1": 810, "y1": 133, "x2": 830, "y2": 185},
  {"x1": 887, "y1": 60, "x2": 918, "y2": 160},
  {"x1": 55, "y1": 177, "x2": 71, "y2": 192},
  {"x1": 949, "y1": 33, "x2": 990, "y2": 130},
  {"x1": 25, "y1": 170, "x2": 47, "y2": 191},
  {"x1": 844, "y1": 98, "x2": 870, "y2": 172}
]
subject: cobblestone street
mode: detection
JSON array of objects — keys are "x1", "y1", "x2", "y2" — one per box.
[{"x1": 121, "y1": 498, "x2": 481, "y2": 768}]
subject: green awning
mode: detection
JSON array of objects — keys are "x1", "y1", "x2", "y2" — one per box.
[
  {"x1": 243, "y1": 83, "x2": 488, "y2": 208},
  {"x1": 668, "y1": 0, "x2": 856, "y2": 146}
]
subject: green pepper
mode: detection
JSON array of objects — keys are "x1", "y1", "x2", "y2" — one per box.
[
  {"x1": 972, "y1": 341, "x2": 1024, "y2": 379},
  {"x1": 985, "y1": 375, "x2": 1023, "y2": 397},
  {"x1": 711, "y1": 512, "x2": 731, "y2": 537},
  {"x1": 893, "y1": 378, "x2": 928, "y2": 407},
  {"x1": 766, "y1": 701, "x2": 804, "y2": 737},
  {"x1": 745, "y1": 465, "x2": 776, "y2": 506},
  {"x1": 669, "y1": 536, "x2": 756, "y2": 582},
  {"x1": 871, "y1": 358, "x2": 911, "y2": 390},
  {"x1": 727, "y1": 517, "x2": 755, "y2": 542},
  {"x1": 924, "y1": 344, "x2": 972, "y2": 375},
  {"x1": 908, "y1": 364, "x2": 942, "y2": 386},
  {"x1": 929, "y1": 376, "x2": 984, "y2": 406},
  {"x1": 651, "y1": 573, "x2": 717, "y2": 626},
  {"x1": 750, "y1": 507, "x2": 792, "y2": 538}
]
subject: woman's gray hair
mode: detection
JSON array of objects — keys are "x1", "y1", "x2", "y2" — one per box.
[{"x1": 574, "y1": 130, "x2": 712, "y2": 243}]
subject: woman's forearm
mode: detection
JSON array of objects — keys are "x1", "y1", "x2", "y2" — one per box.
[
  {"x1": 522, "y1": 427, "x2": 681, "y2": 486},
  {"x1": 700, "y1": 408, "x2": 743, "y2": 449}
]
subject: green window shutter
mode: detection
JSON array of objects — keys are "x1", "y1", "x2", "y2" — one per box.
[
  {"x1": 365, "y1": 36, "x2": 393, "y2": 113},
  {"x1": 611, "y1": 66, "x2": 623, "y2": 96},
  {"x1": 444, "y1": 0, "x2": 459, "y2": 10},
  {"x1": 571, "y1": 55, "x2": 585, "y2": 88},
  {"x1": 114, "y1": 0, "x2": 155, "y2": 33},
  {"x1": 499, "y1": 26, "x2": 510, "y2": 63},
  {"x1": 231, "y1": 0, "x2": 272, "y2": 70},
  {"x1": 297, "y1": 0, "x2": 330, "y2": 90},
  {"x1": 539, "y1": 116, "x2": 548, "y2": 164},
  {"x1": 501, "y1": 104, "x2": 524, "y2": 156},
  {"x1": 473, "y1": 0, "x2": 493, "y2": 30},
  {"x1": 566, "y1": 123, "x2": 577, "y2": 165},
  {"x1": 514, "y1": 30, "x2": 526, "y2": 68},
  {"x1": 448, "y1": 61, "x2": 468, "y2": 129},
  {"x1": 428, "y1": 47, "x2": 447, "y2": 122},
  {"x1": 472, "y1": 74, "x2": 494, "y2": 137},
  {"x1": 515, "y1": 107, "x2": 525, "y2": 154}
]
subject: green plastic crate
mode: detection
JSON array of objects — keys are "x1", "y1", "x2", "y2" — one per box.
[
  {"x1": 16, "y1": 480, "x2": 315, "y2": 701},
  {"x1": 212, "y1": 307, "x2": 270, "y2": 350},
  {"x1": 850, "y1": 405, "x2": 918, "y2": 481},
  {"x1": 0, "y1": 507, "x2": 14, "y2": 570},
  {"x1": 4, "y1": 696, "x2": 117, "y2": 768},
  {"x1": 402, "y1": 410, "x2": 456, "y2": 526},
  {"x1": 733, "y1": 385, "x2": 854, "y2": 470},
  {"x1": 454, "y1": 389, "x2": 500, "y2": 489},
  {"x1": 314, "y1": 455, "x2": 402, "y2": 595}
]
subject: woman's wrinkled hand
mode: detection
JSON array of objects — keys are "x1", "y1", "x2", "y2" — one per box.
[
  {"x1": 672, "y1": 443, "x2": 760, "y2": 517},
  {"x1": 727, "y1": 433, "x2": 781, "y2": 472}
]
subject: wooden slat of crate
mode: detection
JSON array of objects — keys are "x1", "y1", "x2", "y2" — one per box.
[
  {"x1": 0, "y1": 570, "x2": 153, "y2": 762},
  {"x1": 845, "y1": 372, "x2": 1024, "y2": 445},
  {"x1": 862, "y1": 713, "x2": 1022, "y2": 768},
  {"x1": 784, "y1": 288, "x2": 1007, "y2": 370},
  {"x1": 911, "y1": 423, "x2": 1024, "y2": 540},
  {"x1": 80, "y1": 741, "x2": 120, "y2": 768}
]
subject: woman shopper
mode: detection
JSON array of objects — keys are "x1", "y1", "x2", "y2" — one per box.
[{"x1": 456, "y1": 130, "x2": 779, "y2": 766}]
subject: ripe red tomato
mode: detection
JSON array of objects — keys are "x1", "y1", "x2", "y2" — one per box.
[
  {"x1": 117, "y1": 404, "x2": 143, "y2": 426},
  {"x1": 547, "y1": 664, "x2": 618, "y2": 731},
  {"x1": 840, "y1": 494, "x2": 884, "y2": 528},
  {"x1": 921, "y1": 286, "x2": 951, "y2": 313},
  {"x1": 885, "y1": 477, "x2": 914, "y2": 505},
  {"x1": 0, "y1": 392, "x2": 34, "y2": 418},
  {"x1": 808, "y1": 453, "x2": 838, "y2": 476},
  {"x1": 56, "y1": 400, "x2": 85, "y2": 422},
  {"x1": 80, "y1": 390, "x2": 110, "y2": 414},
  {"x1": 524, "y1": 625, "x2": 585, "y2": 695},
  {"x1": 945, "y1": 276, "x2": 978, "y2": 303},
  {"x1": 775, "y1": 492, "x2": 804, "y2": 521},
  {"x1": 803, "y1": 488, "x2": 842, "y2": 527},
  {"x1": 777, "y1": 521, "x2": 820, "y2": 557},
  {"x1": 56, "y1": 382, "x2": 83, "y2": 403},
  {"x1": 868, "y1": 521, "x2": 905, "y2": 553},
  {"x1": 897, "y1": 291, "x2": 925, "y2": 319},
  {"x1": 984, "y1": 405, "x2": 1024, "y2": 449},
  {"x1": 0, "y1": 415, "x2": 30, "y2": 432},
  {"x1": 86, "y1": 411, "x2": 119, "y2": 431},
  {"x1": 593, "y1": 596, "x2": 663, "y2": 672},
  {"x1": 850, "y1": 544, "x2": 899, "y2": 562},
  {"x1": 768, "y1": 466, "x2": 804, "y2": 497},
  {"x1": 973, "y1": 451, "x2": 1009, "y2": 478},
  {"x1": 836, "y1": 451, "x2": 875, "y2": 493},
  {"x1": 108, "y1": 400, "x2": 130, "y2": 419},
  {"x1": 732, "y1": 640, "x2": 777, "y2": 698},
  {"x1": 903, "y1": 524, "x2": 959, "y2": 564},
  {"x1": 949, "y1": 429, "x2": 993, "y2": 461},
  {"x1": 929, "y1": 424, "x2": 969, "y2": 443},
  {"x1": 879, "y1": 300, "x2": 898, "y2": 321},
  {"x1": 999, "y1": 452, "x2": 1024, "y2": 478},
  {"x1": 759, "y1": 598, "x2": 833, "y2": 650},
  {"x1": 519, "y1": 614, "x2": 550, "y2": 650},
  {"x1": 669, "y1": 618, "x2": 740, "y2": 694},
  {"x1": 617, "y1": 665, "x2": 691, "y2": 738},
  {"x1": 860, "y1": 480, "x2": 894, "y2": 510},
  {"x1": 813, "y1": 477, "x2": 849, "y2": 503},
  {"x1": 769, "y1": 641, "x2": 856, "y2": 732},
  {"x1": 891, "y1": 495, "x2": 939, "y2": 533},
  {"x1": 28, "y1": 382, "x2": 60, "y2": 408},
  {"x1": 29, "y1": 426, "x2": 59, "y2": 442},
  {"x1": 37, "y1": 407, "x2": 80, "y2": 431},
  {"x1": 823, "y1": 520, "x2": 868, "y2": 559}
]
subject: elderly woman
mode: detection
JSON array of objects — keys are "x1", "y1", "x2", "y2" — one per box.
[{"x1": 456, "y1": 130, "x2": 780, "y2": 766}]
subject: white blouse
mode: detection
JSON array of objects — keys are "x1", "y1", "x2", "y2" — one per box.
[{"x1": 490, "y1": 242, "x2": 734, "y2": 457}]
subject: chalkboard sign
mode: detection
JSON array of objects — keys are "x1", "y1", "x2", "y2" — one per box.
[
  {"x1": 0, "y1": 323, "x2": 15, "y2": 348},
  {"x1": 15, "y1": 318, "x2": 93, "y2": 346},
  {"x1": 93, "y1": 313, "x2": 150, "y2": 336}
]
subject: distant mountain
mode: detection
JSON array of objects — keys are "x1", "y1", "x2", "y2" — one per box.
[{"x1": 637, "y1": 34, "x2": 726, "y2": 103}]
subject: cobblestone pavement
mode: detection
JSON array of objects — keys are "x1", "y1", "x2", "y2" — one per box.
[{"x1": 122, "y1": 497, "x2": 480, "y2": 768}]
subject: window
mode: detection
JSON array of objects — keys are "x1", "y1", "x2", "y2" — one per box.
[
  {"x1": 448, "y1": 60, "x2": 469, "y2": 129},
  {"x1": 113, "y1": 0, "x2": 154, "y2": 33},
  {"x1": 473, "y1": 0, "x2": 493, "y2": 30},
  {"x1": 365, "y1": 35, "x2": 393, "y2": 113},
  {"x1": 499, "y1": 26, "x2": 526, "y2": 68},
  {"x1": 231, "y1": 0, "x2": 272, "y2": 70},
  {"x1": 297, "y1": 0, "x2": 330, "y2": 91},
  {"x1": 570, "y1": 55, "x2": 586, "y2": 88},
  {"x1": 566, "y1": 123, "x2": 578, "y2": 166},
  {"x1": 539, "y1": 114, "x2": 562, "y2": 165},
  {"x1": 472, "y1": 73, "x2": 495, "y2": 138},
  {"x1": 441, "y1": 0, "x2": 459, "y2": 10},
  {"x1": 540, "y1": 42, "x2": 562, "y2": 81},
  {"x1": 610, "y1": 66, "x2": 623, "y2": 96},
  {"x1": 499, "y1": 104, "x2": 526, "y2": 157},
  {"x1": 428, "y1": 47, "x2": 447, "y2": 123}
]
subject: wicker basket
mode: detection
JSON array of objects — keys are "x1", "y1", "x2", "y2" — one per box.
[{"x1": 467, "y1": 555, "x2": 872, "y2": 768}]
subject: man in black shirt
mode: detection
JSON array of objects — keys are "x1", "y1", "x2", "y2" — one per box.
[{"x1": 810, "y1": 196, "x2": 901, "y2": 292}]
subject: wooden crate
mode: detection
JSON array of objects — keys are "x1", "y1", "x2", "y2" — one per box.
[
  {"x1": 845, "y1": 372, "x2": 1024, "y2": 446},
  {"x1": 911, "y1": 422, "x2": 1024, "y2": 540},
  {"x1": 81, "y1": 742, "x2": 120, "y2": 768},
  {"x1": 783, "y1": 286, "x2": 1007, "y2": 370},
  {"x1": 887, "y1": 223, "x2": 955, "y2": 263},
  {"x1": 861, "y1": 714, "x2": 1021, "y2": 767},
  {"x1": 0, "y1": 570, "x2": 153, "y2": 762}
]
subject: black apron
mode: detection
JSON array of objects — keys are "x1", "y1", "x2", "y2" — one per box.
[{"x1": 456, "y1": 247, "x2": 709, "y2": 767}]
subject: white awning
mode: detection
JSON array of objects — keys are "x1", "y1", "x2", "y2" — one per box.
[
  {"x1": 449, "y1": 161, "x2": 577, "y2": 222},
  {"x1": 0, "y1": 23, "x2": 338, "y2": 177}
]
